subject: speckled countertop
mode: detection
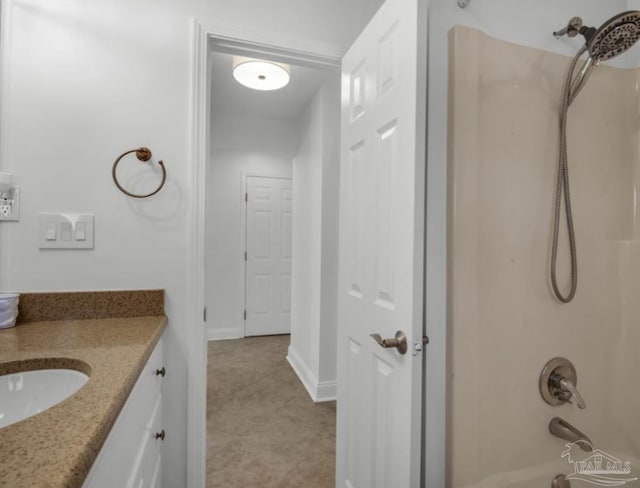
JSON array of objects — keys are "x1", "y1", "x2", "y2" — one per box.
[{"x1": 0, "y1": 290, "x2": 166, "y2": 488}]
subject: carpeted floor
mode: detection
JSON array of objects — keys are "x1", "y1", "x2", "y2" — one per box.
[{"x1": 206, "y1": 335, "x2": 336, "y2": 488}]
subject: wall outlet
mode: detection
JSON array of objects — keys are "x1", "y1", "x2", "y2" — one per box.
[{"x1": 0, "y1": 187, "x2": 20, "y2": 222}]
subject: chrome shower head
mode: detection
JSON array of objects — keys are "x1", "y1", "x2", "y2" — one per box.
[
  {"x1": 552, "y1": 11, "x2": 640, "y2": 105},
  {"x1": 584, "y1": 11, "x2": 640, "y2": 61},
  {"x1": 554, "y1": 11, "x2": 640, "y2": 61}
]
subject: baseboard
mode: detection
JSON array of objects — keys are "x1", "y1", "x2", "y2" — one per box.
[
  {"x1": 315, "y1": 379, "x2": 337, "y2": 401},
  {"x1": 286, "y1": 345, "x2": 336, "y2": 402},
  {"x1": 207, "y1": 326, "x2": 243, "y2": 341}
]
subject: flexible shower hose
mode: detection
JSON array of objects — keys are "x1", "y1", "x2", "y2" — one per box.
[{"x1": 550, "y1": 45, "x2": 589, "y2": 303}]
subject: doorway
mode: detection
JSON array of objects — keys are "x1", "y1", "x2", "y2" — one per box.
[
  {"x1": 204, "y1": 47, "x2": 337, "y2": 342},
  {"x1": 188, "y1": 6, "x2": 444, "y2": 485},
  {"x1": 203, "y1": 40, "x2": 341, "y2": 487}
]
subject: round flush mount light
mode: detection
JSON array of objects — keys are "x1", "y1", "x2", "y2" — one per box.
[{"x1": 232, "y1": 56, "x2": 291, "y2": 91}]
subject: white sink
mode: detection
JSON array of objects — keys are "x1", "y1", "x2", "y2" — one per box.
[{"x1": 0, "y1": 367, "x2": 89, "y2": 428}]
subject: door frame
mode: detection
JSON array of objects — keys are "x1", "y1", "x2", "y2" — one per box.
[
  {"x1": 241, "y1": 172, "x2": 293, "y2": 337},
  {"x1": 187, "y1": 14, "x2": 446, "y2": 488},
  {"x1": 187, "y1": 19, "x2": 341, "y2": 488}
]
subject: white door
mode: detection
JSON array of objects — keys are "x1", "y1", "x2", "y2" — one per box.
[
  {"x1": 336, "y1": 0, "x2": 426, "y2": 485},
  {"x1": 245, "y1": 176, "x2": 293, "y2": 336}
]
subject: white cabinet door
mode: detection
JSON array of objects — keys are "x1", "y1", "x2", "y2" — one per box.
[
  {"x1": 336, "y1": 0, "x2": 426, "y2": 486},
  {"x1": 126, "y1": 393, "x2": 163, "y2": 488},
  {"x1": 245, "y1": 176, "x2": 293, "y2": 336},
  {"x1": 83, "y1": 339, "x2": 164, "y2": 488}
]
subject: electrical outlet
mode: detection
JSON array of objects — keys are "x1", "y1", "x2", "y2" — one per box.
[{"x1": 0, "y1": 187, "x2": 20, "y2": 222}]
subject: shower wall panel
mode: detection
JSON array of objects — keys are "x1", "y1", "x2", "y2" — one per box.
[{"x1": 447, "y1": 26, "x2": 640, "y2": 487}]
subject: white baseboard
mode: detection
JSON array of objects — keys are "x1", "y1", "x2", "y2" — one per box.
[
  {"x1": 207, "y1": 326, "x2": 243, "y2": 341},
  {"x1": 286, "y1": 345, "x2": 336, "y2": 402},
  {"x1": 315, "y1": 379, "x2": 337, "y2": 401}
]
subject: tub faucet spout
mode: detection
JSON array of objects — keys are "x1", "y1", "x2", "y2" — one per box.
[{"x1": 549, "y1": 417, "x2": 593, "y2": 452}]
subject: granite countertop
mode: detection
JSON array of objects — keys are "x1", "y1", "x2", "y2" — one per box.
[{"x1": 0, "y1": 291, "x2": 166, "y2": 488}]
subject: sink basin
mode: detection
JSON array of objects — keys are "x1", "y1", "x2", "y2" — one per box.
[{"x1": 0, "y1": 364, "x2": 89, "y2": 428}]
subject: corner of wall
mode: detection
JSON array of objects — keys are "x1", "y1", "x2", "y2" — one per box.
[
  {"x1": 286, "y1": 344, "x2": 336, "y2": 402},
  {"x1": 318, "y1": 78, "x2": 341, "y2": 384}
]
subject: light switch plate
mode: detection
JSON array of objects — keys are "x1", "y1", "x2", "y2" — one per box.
[{"x1": 38, "y1": 214, "x2": 94, "y2": 249}]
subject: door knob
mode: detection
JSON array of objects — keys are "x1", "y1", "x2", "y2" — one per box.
[{"x1": 370, "y1": 331, "x2": 407, "y2": 354}]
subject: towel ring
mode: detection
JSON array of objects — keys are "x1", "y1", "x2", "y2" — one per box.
[{"x1": 112, "y1": 147, "x2": 167, "y2": 198}]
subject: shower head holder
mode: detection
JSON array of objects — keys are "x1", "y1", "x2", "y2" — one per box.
[
  {"x1": 553, "y1": 17, "x2": 597, "y2": 45},
  {"x1": 554, "y1": 17, "x2": 583, "y2": 38}
]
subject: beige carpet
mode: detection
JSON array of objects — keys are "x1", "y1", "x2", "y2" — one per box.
[{"x1": 206, "y1": 335, "x2": 336, "y2": 488}]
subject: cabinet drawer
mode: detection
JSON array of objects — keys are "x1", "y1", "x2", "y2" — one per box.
[
  {"x1": 136, "y1": 338, "x2": 164, "y2": 416},
  {"x1": 83, "y1": 338, "x2": 164, "y2": 488},
  {"x1": 126, "y1": 393, "x2": 163, "y2": 488}
]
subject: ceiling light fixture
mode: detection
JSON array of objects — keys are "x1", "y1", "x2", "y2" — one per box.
[{"x1": 232, "y1": 56, "x2": 291, "y2": 91}]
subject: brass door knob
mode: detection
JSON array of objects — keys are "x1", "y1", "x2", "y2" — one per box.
[{"x1": 370, "y1": 331, "x2": 408, "y2": 355}]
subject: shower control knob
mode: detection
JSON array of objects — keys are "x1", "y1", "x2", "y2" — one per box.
[
  {"x1": 539, "y1": 357, "x2": 586, "y2": 409},
  {"x1": 550, "y1": 373, "x2": 586, "y2": 409}
]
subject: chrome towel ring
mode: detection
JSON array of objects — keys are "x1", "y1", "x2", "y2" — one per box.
[{"x1": 112, "y1": 147, "x2": 167, "y2": 198}]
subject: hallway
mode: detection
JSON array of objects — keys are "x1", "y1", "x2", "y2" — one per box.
[{"x1": 206, "y1": 335, "x2": 336, "y2": 487}]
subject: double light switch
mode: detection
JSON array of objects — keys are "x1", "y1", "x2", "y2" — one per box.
[{"x1": 38, "y1": 214, "x2": 94, "y2": 249}]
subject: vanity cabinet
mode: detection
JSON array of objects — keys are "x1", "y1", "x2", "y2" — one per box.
[{"x1": 83, "y1": 338, "x2": 165, "y2": 488}]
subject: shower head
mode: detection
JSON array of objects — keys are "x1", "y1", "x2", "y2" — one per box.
[
  {"x1": 552, "y1": 11, "x2": 640, "y2": 105},
  {"x1": 554, "y1": 11, "x2": 640, "y2": 61},
  {"x1": 583, "y1": 11, "x2": 640, "y2": 61},
  {"x1": 550, "y1": 12, "x2": 640, "y2": 304}
]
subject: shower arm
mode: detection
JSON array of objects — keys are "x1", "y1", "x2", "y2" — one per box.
[{"x1": 553, "y1": 17, "x2": 583, "y2": 38}]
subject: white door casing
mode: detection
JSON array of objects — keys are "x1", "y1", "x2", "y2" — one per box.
[
  {"x1": 336, "y1": 0, "x2": 426, "y2": 486},
  {"x1": 190, "y1": 18, "x2": 344, "y2": 488},
  {"x1": 245, "y1": 176, "x2": 293, "y2": 336}
]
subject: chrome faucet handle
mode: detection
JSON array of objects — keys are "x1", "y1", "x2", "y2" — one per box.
[
  {"x1": 551, "y1": 374, "x2": 586, "y2": 409},
  {"x1": 540, "y1": 358, "x2": 587, "y2": 409}
]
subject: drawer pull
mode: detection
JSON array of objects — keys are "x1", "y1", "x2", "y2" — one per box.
[
  {"x1": 155, "y1": 367, "x2": 166, "y2": 377},
  {"x1": 155, "y1": 430, "x2": 165, "y2": 441}
]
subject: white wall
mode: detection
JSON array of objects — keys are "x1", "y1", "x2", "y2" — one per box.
[
  {"x1": 206, "y1": 114, "x2": 296, "y2": 340},
  {"x1": 290, "y1": 91, "x2": 322, "y2": 377},
  {"x1": 318, "y1": 79, "x2": 340, "y2": 385},
  {"x1": 425, "y1": 1, "x2": 632, "y2": 487},
  {"x1": 288, "y1": 80, "x2": 340, "y2": 402},
  {"x1": 0, "y1": 0, "x2": 382, "y2": 486}
]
